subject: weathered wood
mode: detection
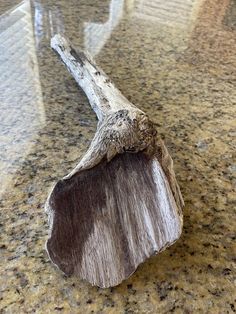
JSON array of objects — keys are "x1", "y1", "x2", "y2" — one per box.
[{"x1": 45, "y1": 34, "x2": 184, "y2": 288}]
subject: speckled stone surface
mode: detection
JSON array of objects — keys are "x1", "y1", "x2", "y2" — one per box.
[{"x1": 0, "y1": 0, "x2": 236, "y2": 313}]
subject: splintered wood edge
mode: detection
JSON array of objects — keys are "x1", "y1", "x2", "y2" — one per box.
[
  {"x1": 51, "y1": 34, "x2": 157, "y2": 176},
  {"x1": 45, "y1": 34, "x2": 185, "y2": 287},
  {"x1": 50, "y1": 34, "x2": 184, "y2": 213},
  {"x1": 45, "y1": 152, "x2": 183, "y2": 288}
]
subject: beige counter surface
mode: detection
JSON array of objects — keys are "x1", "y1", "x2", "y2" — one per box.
[{"x1": 0, "y1": 0, "x2": 235, "y2": 313}]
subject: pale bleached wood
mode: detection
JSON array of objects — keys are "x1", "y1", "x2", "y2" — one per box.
[
  {"x1": 45, "y1": 34, "x2": 184, "y2": 288},
  {"x1": 51, "y1": 34, "x2": 156, "y2": 179}
]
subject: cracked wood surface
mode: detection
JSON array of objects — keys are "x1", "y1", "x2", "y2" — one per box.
[{"x1": 45, "y1": 34, "x2": 184, "y2": 288}]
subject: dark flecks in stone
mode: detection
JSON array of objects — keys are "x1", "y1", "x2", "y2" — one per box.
[
  {"x1": 103, "y1": 297, "x2": 115, "y2": 307},
  {"x1": 208, "y1": 289, "x2": 222, "y2": 297},
  {"x1": 156, "y1": 281, "x2": 174, "y2": 301},
  {"x1": 54, "y1": 306, "x2": 64, "y2": 311},
  {"x1": 222, "y1": 268, "x2": 231, "y2": 275},
  {"x1": 230, "y1": 304, "x2": 235, "y2": 312},
  {"x1": 203, "y1": 243, "x2": 211, "y2": 247},
  {"x1": 17, "y1": 273, "x2": 28, "y2": 288}
]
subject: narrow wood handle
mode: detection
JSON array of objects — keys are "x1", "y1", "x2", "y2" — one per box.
[
  {"x1": 50, "y1": 34, "x2": 184, "y2": 212},
  {"x1": 51, "y1": 34, "x2": 136, "y2": 121}
]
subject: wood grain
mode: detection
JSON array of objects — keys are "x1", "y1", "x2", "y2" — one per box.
[
  {"x1": 46, "y1": 152, "x2": 182, "y2": 288},
  {"x1": 45, "y1": 34, "x2": 184, "y2": 287}
]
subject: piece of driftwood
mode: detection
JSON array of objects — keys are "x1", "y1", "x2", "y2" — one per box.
[{"x1": 45, "y1": 34, "x2": 184, "y2": 288}]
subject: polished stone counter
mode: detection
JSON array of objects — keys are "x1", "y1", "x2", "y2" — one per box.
[{"x1": 0, "y1": 0, "x2": 235, "y2": 313}]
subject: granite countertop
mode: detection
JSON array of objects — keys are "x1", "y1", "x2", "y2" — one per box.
[{"x1": 0, "y1": 0, "x2": 235, "y2": 313}]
